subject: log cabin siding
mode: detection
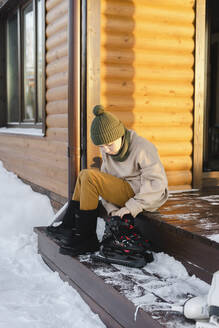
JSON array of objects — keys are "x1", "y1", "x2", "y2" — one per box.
[
  {"x1": 0, "y1": 0, "x2": 69, "y2": 197},
  {"x1": 100, "y1": 0, "x2": 195, "y2": 190}
]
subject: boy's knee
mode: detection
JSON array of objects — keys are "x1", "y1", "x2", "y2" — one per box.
[{"x1": 79, "y1": 169, "x2": 97, "y2": 181}]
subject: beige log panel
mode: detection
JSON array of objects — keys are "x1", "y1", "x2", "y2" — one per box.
[
  {"x1": 46, "y1": 114, "x2": 68, "y2": 128},
  {"x1": 47, "y1": 43, "x2": 68, "y2": 63},
  {"x1": 46, "y1": 100, "x2": 68, "y2": 114},
  {"x1": 0, "y1": 0, "x2": 69, "y2": 198},
  {"x1": 46, "y1": 14, "x2": 68, "y2": 37},
  {"x1": 46, "y1": 0, "x2": 62, "y2": 11},
  {"x1": 161, "y1": 156, "x2": 192, "y2": 171},
  {"x1": 0, "y1": 135, "x2": 67, "y2": 155},
  {"x1": 100, "y1": 0, "x2": 195, "y2": 189},
  {"x1": 167, "y1": 170, "x2": 192, "y2": 186},
  {"x1": 46, "y1": 128, "x2": 68, "y2": 142},
  {"x1": 0, "y1": 139, "x2": 68, "y2": 198},
  {"x1": 101, "y1": 49, "x2": 194, "y2": 68},
  {"x1": 0, "y1": 141, "x2": 67, "y2": 161},
  {"x1": 47, "y1": 71, "x2": 68, "y2": 89},
  {"x1": 0, "y1": 146, "x2": 67, "y2": 171},
  {"x1": 3, "y1": 154, "x2": 67, "y2": 182},
  {"x1": 46, "y1": 0, "x2": 68, "y2": 24},
  {"x1": 46, "y1": 57, "x2": 68, "y2": 76},
  {"x1": 0, "y1": 142, "x2": 68, "y2": 197},
  {"x1": 101, "y1": 35, "x2": 194, "y2": 54},
  {"x1": 101, "y1": 80, "x2": 194, "y2": 98},
  {"x1": 101, "y1": 65, "x2": 194, "y2": 83},
  {"x1": 101, "y1": 20, "x2": 194, "y2": 40},
  {"x1": 101, "y1": 96, "x2": 193, "y2": 113},
  {"x1": 3, "y1": 158, "x2": 67, "y2": 195},
  {"x1": 135, "y1": 0, "x2": 195, "y2": 7},
  {"x1": 156, "y1": 141, "x2": 192, "y2": 157},
  {"x1": 114, "y1": 111, "x2": 193, "y2": 127},
  {"x1": 46, "y1": 85, "x2": 68, "y2": 102},
  {"x1": 46, "y1": 29, "x2": 67, "y2": 50},
  {"x1": 101, "y1": 0, "x2": 195, "y2": 20},
  {"x1": 129, "y1": 127, "x2": 193, "y2": 142}
]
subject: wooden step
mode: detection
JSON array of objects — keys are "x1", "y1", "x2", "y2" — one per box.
[
  {"x1": 34, "y1": 223, "x2": 218, "y2": 327},
  {"x1": 34, "y1": 188, "x2": 219, "y2": 328},
  {"x1": 34, "y1": 227, "x2": 164, "y2": 328},
  {"x1": 34, "y1": 226, "x2": 204, "y2": 328}
]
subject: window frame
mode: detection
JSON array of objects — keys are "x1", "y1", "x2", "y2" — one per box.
[{"x1": 0, "y1": 0, "x2": 46, "y2": 134}]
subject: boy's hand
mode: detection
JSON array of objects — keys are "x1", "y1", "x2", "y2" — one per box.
[{"x1": 113, "y1": 207, "x2": 130, "y2": 218}]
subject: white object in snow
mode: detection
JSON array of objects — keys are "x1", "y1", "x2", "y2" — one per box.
[
  {"x1": 183, "y1": 271, "x2": 219, "y2": 328},
  {"x1": 183, "y1": 295, "x2": 209, "y2": 320},
  {"x1": 208, "y1": 271, "x2": 219, "y2": 315}
]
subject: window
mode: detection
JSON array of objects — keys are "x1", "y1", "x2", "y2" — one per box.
[{"x1": 4, "y1": 0, "x2": 45, "y2": 131}]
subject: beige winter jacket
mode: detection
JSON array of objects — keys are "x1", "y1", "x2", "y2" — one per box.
[{"x1": 101, "y1": 130, "x2": 168, "y2": 218}]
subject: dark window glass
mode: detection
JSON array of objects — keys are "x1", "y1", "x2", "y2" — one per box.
[
  {"x1": 37, "y1": 0, "x2": 43, "y2": 122},
  {"x1": 7, "y1": 13, "x2": 19, "y2": 122},
  {"x1": 5, "y1": 0, "x2": 45, "y2": 129},
  {"x1": 23, "y1": 2, "x2": 35, "y2": 121}
]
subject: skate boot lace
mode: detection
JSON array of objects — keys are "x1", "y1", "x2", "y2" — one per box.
[
  {"x1": 118, "y1": 228, "x2": 150, "y2": 251},
  {"x1": 102, "y1": 216, "x2": 150, "y2": 253}
]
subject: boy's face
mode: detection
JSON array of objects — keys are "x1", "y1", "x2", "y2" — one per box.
[{"x1": 99, "y1": 137, "x2": 122, "y2": 155}]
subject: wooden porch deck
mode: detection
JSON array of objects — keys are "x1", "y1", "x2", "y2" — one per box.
[
  {"x1": 34, "y1": 187, "x2": 219, "y2": 328},
  {"x1": 159, "y1": 187, "x2": 219, "y2": 238},
  {"x1": 137, "y1": 187, "x2": 219, "y2": 283}
]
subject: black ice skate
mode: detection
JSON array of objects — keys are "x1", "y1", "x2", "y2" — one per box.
[{"x1": 91, "y1": 215, "x2": 153, "y2": 268}]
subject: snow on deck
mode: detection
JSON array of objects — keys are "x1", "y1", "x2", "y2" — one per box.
[{"x1": 158, "y1": 191, "x2": 219, "y2": 243}]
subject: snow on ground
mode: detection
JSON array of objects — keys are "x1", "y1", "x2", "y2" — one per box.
[{"x1": 0, "y1": 161, "x2": 105, "y2": 328}]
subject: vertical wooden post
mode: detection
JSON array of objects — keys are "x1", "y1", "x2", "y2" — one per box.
[
  {"x1": 68, "y1": 0, "x2": 81, "y2": 200},
  {"x1": 193, "y1": 0, "x2": 207, "y2": 189},
  {"x1": 86, "y1": 0, "x2": 101, "y2": 168}
]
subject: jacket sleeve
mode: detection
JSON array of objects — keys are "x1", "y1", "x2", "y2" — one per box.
[{"x1": 125, "y1": 147, "x2": 168, "y2": 217}]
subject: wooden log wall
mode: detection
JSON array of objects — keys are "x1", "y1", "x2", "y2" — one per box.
[
  {"x1": 0, "y1": 0, "x2": 69, "y2": 198},
  {"x1": 100, "y1": 0, "x2": 195, "y2": 190}
]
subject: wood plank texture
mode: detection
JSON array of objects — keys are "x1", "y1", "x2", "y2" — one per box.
[
  {"x1": 193, "y1": 0, "x2": 206, "y2": 189},
  {"x1": 35, "y1": 227, "x2": 162, "y2": 328},
  {"x1": 42, "y1": 254, "x2": 124, "y2": 328},
  {"x1": 0, "y1": 0, "x2": 69, "y2": 198},
  {"x1": 87, "y1": 0, "x2": 101, "y2": 168},
  {"x1": 99, "y1": 0, "x2": 195, "y2": 189},
  {"x1": 137, "y1": 188, "x2": 219, "y2": 283},
  {"x1": 34, "y1": 188, "x2": 219, "y2": 328}
]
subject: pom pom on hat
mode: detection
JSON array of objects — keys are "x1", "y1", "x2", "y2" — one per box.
[
  {"x1": 93, "y1": 105, "x2": 104, "y2": 116},
  {"x1": 90, "y1": 105, "x2": 125, "y2": 145}
]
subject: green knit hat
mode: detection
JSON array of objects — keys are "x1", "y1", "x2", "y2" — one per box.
[{"x1": 90, "y1": 105, "x2": 125, "y2": 145}]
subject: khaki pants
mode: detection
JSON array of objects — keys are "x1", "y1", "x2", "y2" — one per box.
[{"x1": 73, "y1": 169, "x2": 134, "y2": 210}]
